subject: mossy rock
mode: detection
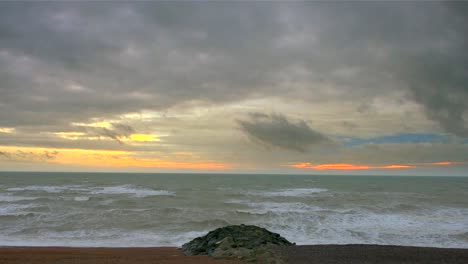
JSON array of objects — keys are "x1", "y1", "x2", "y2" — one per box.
[{"x1": 181, "y1": 225, "x2": 293, "y2": 262}]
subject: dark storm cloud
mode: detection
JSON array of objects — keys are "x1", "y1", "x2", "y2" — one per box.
[
  {"x1": 0, "y1": 1, "x2": 466, "y2": 137},
  {"x1": 393, "y1": 2, "x2": 468, "y2": 137},
  {"x1": 283, "y1": 2, "x2": 468, "y2": 137},
  {"x1": 238, "y1": 113, "x2": 330, "y2": 152},
  {"x1": 403, "y1": 55, "x2": 468, "y2": 137}
]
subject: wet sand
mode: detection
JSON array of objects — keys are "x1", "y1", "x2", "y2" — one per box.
[
  {"x1": 1, "y1": 245, "x2": 468, "y2": 263},
  {"x1": 0, "y1": 247, "x2": 241, "y2": 264},
  {"x1": 280, "y1": 244, "x2": 468, "y2": 264}
]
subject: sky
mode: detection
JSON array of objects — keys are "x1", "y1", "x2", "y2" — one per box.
[{"x1": 0, "y1": 1, "x2": 467, "y2": 175}]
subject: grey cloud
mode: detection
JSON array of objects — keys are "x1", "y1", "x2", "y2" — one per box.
[
  {"x1": 401, "y1": 54, "x2": 468, "y2": 137},
  {"x1": 238, "y1": 113, "x2": 330, "y2": 152},
  {"x1": 380, "y1": 1, "x2": 468, "y2": 137},
  {"x1": 290, "y1": 2, "x2": 468, "y2": 137},
  {"x1": 43, "y1": 150, "x2": 59, "y2": 159},
  {"x1": 0, "y1": 1, "x2": 466, "y2": 140},
  {"x1": 341, "y1": 121, "x2": 357, "y2": 130},
  {"x1": 0, "y1": 150, "x2": 59, "y2": 162},
  {"x1": 85, "y1": 123, "x2": 135, "y2": 144}
]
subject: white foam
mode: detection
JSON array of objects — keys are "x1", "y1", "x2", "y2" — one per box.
[
  {"x1": 74, "y1": 196, "x2": 90, "y2": 201},
  {"x1": 247, "y1": 188, "x2": 327, "y2": 197},
  {"x1": 5, "y1": 184, "x2": 175, "y2": 198},
  {"x1": 261, "y1": 206, "x2": 468, "y2": 248},
  {"x1": 2, "y1": 180, "x2": 468, "y2": 249},
  {"x1": 227, "y1": 200, "x2": 320, "y2": 214},
  {"x1": 89, "y1": 185, "x2": 175, "y2": 197},
  {"x1": 0, "y1": 229, "x2": 209, "y2": 247},
  {"x1": 0, "y1": 204, "x2": 36, "y2": 216},
  {"x1": 1, "y1": 205, "x2": 468, "y2": 248},
  {"x1": 0, "y1": 195, "x2": 38, "y2": 202},
  {"x1": 6, "y1": 185, "x2": 87, "y2": 193}
]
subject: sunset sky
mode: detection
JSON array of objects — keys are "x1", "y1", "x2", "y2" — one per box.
[{"x1": 0, "y1": 1, "x2": 467, "y2": 175}]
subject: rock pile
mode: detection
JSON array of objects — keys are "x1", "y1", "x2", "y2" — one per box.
[{"x1": 181, "y1": 224, "x2": 293, "y2": 263}]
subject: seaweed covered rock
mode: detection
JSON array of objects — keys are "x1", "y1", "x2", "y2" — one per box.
[{"x1": 181, "y1": 225, "x2": 293, "y2": 263}]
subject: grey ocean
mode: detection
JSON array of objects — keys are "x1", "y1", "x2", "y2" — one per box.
[{"x1": 1, "y1": 172, "x2": 467, "y2": 248}]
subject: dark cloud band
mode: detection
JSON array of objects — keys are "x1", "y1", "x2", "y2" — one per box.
[{"x1": 238, "y1": 113, "x2": 329, "y2": 152}]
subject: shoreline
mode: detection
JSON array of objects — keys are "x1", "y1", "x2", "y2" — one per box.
[
  {"x1": 280, "y1": 244, "x2": 468, "y2": 264},
  {"x1": 1, "y1": 244, "x2": 468, "y2": 264},
  {"x1": 0, "y1": 246, "x2": 241, "y2": 264}
]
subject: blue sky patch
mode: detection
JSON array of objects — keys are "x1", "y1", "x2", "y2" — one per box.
[{"x1": 338, "y1": 133, "x2": 450, "y2": 147}]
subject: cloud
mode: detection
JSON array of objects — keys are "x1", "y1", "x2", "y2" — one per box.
[
  {"x1": 43, "y1": 150, "x2": 60, "y2": 159},
  {"x1": 402, "y1": 56, "x2": 468, "y2": 137},
  {"x1": 340, "y1": 133, "x2": 450, "y2": 147},
  {"x1": 237, "y1": 113, "x2": 330, "y2": 152},
  {"x1": 0, "y1": 150, "x2": 59, "y2": 162},
  {"x1": 391, "y1": 2, "x2": 468, "y2": 137},
  {"x1": 0, "y1": 1, "x2": 467, "y2": 172},
  {"x1": 85, "y1": 123, "x2": 136, "y2": 144},
  {"x1": 0, "y1": 2, "x2": 466, "y2": 132}
]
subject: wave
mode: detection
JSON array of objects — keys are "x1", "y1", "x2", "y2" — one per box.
[
  {"x1": 247, "y1": 188, "x2": 328, "y2": 197},
  {"x1": 0, "y1": 203, "x2": 38, "y2": 216},
  {"x1": 6, "y1": 185, "x2": 88, "y2": 193},
  {"x1": 1, "y1": 203, "x2": 468, "y2": 248},
  {"x1": 184, "y1": 219, "x2": 232, "y2": 228},
  {"x1": 259, "y1": 206, "x2": 468, "y2": 248},
  {"x1": 0, "y1": 229, "x2": 210, "y2": 247},
  {"x1": 229, "y1": 200, "x2": 320, "y2": 214},
  {"x1": 1, "y1": 178, "x2": 467, "y2": 249},
  {"x1": 6, "y1": 184, "x2": 175, "y2": 198},
  {"x1": 73, "y1": 196, "x2": 90, "y2": 202},
  {"x1": 89, "y1": 185, "x2": 175, "y2": 197},
  {"x1": 0, "y1": 195, "x2": 39, "y2": 202},
  {"x1": 220, "y1": 187, "x2": 328, "y2": 198}
]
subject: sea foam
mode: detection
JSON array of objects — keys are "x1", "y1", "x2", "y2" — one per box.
[
  {"x1": 89, "y1": 185, "x2": 175, "y2": 197},
  {"x1": 0, "y1": 195, "x2": 38, "y2": 202},
  {"x1": 1, "y1": 172, "x2": 467, "y2": 248}
]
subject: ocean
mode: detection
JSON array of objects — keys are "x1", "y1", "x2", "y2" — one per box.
[{"x1": 0, "y1": 172, "x2": 467, "y2": 248}]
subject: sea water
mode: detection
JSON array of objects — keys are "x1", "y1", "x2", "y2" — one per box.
[{"x1": 0, "y1": 172, "x2": 467, "y2": 248}]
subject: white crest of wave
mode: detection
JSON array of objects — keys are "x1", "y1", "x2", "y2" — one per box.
[
  {"x1": 5, "y1": 184, "x2": 175, "y2": 198},
  {"x1": 259, "y1": 206, "x2": 468, "y2": 248},
  {"x1": 89, "y1": 185, "x2": 175, "y2": 197},
  {"x1": 0, "y1": 195, "x2": 38, "y2": 202},
  {"x1": 73, "y1": 196, "x2": 90, "y2": 202},
  {"x1": 6, "y1": 185, "x2": 87, "y2": 193},
  {"x1": 0, "y1": 203, "x2": 37, "y2": 216},
  {"x1": 238, "y1": 201, "x2": 321, "y2": 214},
  {"x1": 0, "y1": 229, "x2": 209, "y2": 247},
  {"x1": 250, "y1": 188, "x2": 327, "y2": 197}
]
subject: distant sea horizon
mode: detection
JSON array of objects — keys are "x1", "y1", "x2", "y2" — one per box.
[
  {"x1": 2, "y1": 170, "x2": 467, "y2": 177},
  {"x1": 1, "y1": 171, "x2": 467, "y2": 248}
]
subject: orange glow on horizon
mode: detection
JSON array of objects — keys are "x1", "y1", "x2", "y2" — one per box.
[
  {"x1": 430, "y1": 161, "x2": 453, "y2": 166},
  {"x1": 80, "y1": 156, "x2": 229, "y2": 170},
  {"x1": 0, "y1": 146, "x2": 229, "y2": 170},
  {"x1": 289, "y1": 162, "x2": 413, "y2": 170},
  {"x1": 291, "y1": 162, "x2": 313, "y2": 169},
  {"x1": 289, "y1": 160, "x2": 462, "y2": 171},
  {"x1": 313, "y1": 163, "x2": 371, "y2": 170},
  {"x1": 380, "y1": 164, "x2": 412, "y2": 169}
]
